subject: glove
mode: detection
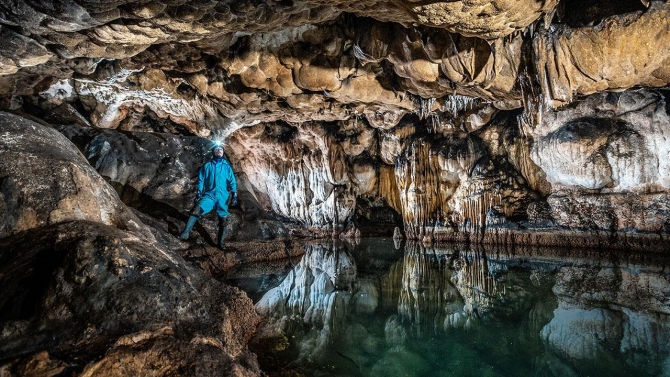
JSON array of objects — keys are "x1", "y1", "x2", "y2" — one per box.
[
  {"x1": 231, "y1": 192, "x2": 238, "y2": 206},
  {"x1": 195, "y1": 190, "x2": 203, "y2": 202}
]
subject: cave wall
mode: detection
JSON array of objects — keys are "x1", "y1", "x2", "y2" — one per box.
[
  {"x1": 533, "y1": 90, "x2": 670, "y2": 233},
  {"x1": 2, "y1": 1, "x2": 670, "y2": 374},
  {"x1": 2, "y1": 1, "x2": 670, "y2": 245}
]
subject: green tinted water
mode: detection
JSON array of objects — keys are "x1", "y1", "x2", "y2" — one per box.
[{"x1": 227, "y1": 238, "x2": 670, "y2": 377}]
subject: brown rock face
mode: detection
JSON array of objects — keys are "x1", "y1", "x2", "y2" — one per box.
[
  {"x1": 0, "y1": 112, "x2": 150, "y2": 239},
  {"x1": 4, "y1": 1, "x2": 669, "y2": 130},
  {"x1": 405, "y1": 0, "x2": 559, "y2": 39},
  {"x1": 534, "y1": 2, "x2": 670, "y2": 108},
  {"x1": 0, "y1": 221, "x2": 261, "y2": 376},
  {"x1": 0, "y1": 114, "x2": 260, "y2": 374}
]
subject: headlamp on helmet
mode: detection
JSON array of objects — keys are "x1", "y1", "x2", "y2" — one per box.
[{"x1": 211, "y1": 139, "x2": 225, "y2": 152}]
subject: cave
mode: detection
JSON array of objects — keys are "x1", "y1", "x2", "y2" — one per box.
[{"x1": 1, "y1": 0, "x2": 670, "y2": 376}]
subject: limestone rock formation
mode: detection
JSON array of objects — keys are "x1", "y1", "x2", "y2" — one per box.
[
  {"x1": 3, "y1": 0, "x2": 670, "y2": 375},
  {"x1": 0, "y1": 113, "x2": 260, "y2": 375},
  {"x1": 55, "y1": 122, "x2": 299, "y2": 242},
  {"x1": 0, "y1": 112, "x2": 150, "y2": 239},
  {"x1": 1, "y1": 221, "x2": 260, "y2": 376},
  {"x1": 1, "y1": 0, "x2": 669, "y2": 246},
  {"x1": 56, "y1": 123, "x2": 211, "y2": 207},
  {"x1": 534, "y1": 2, "x2": 670, "y2": 108},
  {"x1": 533, "y1": 90, "x2": 670, "y2": 233},
  {"x1": 229, "y1": 123, "x2": 357, "y2": 235}
]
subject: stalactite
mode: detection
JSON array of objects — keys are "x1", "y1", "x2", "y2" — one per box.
[
  {"x1": 442, "y1": 95, "x2": 479, "y2": 117},
  {"x1": 395, "y1": 140, "x2": 446, "y2": 239},
  {"x1": 454, "y1": 188, "x2": 504, "y2": 235},
  {"x1": 378, "y1": 165, "x2": 403, "y2": 214},
  {"x1": 415, "y1": 96, "x2": 436, "y2": 120},
  {"x1": 352, "y1": 44, "x2": 378, "y2": 65},
  {"x1": 229, "y1": 123, "x2": 357, "y2": 236}
]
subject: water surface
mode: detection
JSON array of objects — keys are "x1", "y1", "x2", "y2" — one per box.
[{"x1": 227, "y1": 238, "x2": 670, "y2": 377}]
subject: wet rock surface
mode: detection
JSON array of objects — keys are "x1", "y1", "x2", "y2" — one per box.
[
  {"x1": 0, "y1": 112, "x2": 150, "y2": 239},
  {"x1": 0, "y1": 221, "x2": 259, "y2": 374}
]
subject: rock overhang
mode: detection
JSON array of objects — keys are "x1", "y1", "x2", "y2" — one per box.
[{"x1": 1, "y1": 0, "x2": 670, "y2": 244}]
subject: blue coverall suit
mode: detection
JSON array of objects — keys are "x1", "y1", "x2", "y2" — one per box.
[{"x1": 180, "y1": 156, "x2": 237, "y2": 248}]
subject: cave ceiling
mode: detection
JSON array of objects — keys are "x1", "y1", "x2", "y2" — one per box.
[{"x1": 1, "y1": 0, "x2": 667, "y2": 138}]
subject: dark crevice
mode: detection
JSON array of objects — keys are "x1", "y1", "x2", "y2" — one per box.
[
  {"x1": 556, "y1": 0, "x2": 646, "y2": 28},
  {"x1": 0, "y1": 237, "x2": 68, "y2": 321}
]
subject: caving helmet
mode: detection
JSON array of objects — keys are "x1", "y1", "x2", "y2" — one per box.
[{"x1": 211, "y1": 140, "x2": 224, "y2": 153}]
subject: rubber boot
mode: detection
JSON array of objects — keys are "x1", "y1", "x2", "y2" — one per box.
[
  {"x1": 217, "y1": 216, "x2": 228, "y2": 250},
  {"x1": 179, "y1": 215, "x2": 198, "y2": 240}
]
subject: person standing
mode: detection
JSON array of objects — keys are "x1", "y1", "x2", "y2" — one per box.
[{"x1": 179, "y1": 142, "x2": 238, "y2": 250}]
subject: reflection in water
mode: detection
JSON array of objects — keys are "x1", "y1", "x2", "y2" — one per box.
[{"x1": 249, "y1": 239, "x2": 670, "y2": 377}]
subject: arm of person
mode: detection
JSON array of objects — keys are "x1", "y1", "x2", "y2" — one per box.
[
  {"x1": 228, "y1": 164, "x2": 238, "y2": 206},
  {"x1": 228, "y1": 164, "x2": 237, "y2": 194}
]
